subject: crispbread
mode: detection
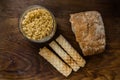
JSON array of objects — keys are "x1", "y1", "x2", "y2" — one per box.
[
  {"x1": 70, "y1": 11, "x2": 106, "y2": 56},
  {"x1": 39, "y1": 47, "x2": 72, "y2": 77},
  {"x1": 56, "y1": 35, "x2": 86, "y2": 67},
  {"x1": 49, "y1": 41, "x2": 80, "y2": 72}
]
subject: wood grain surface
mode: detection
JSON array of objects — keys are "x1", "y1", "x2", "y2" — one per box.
[{"x1": 0, "y1": 0, "x2": 120, "y2": 80}]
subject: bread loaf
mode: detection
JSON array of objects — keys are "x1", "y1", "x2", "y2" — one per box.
[{"x1": 70, "y1": 11, "x2": 106, "y2": 56}]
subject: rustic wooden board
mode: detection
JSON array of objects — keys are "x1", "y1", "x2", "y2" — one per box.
[{"x1": 0, "y1": 0, "x2": 120, "y2": 80}]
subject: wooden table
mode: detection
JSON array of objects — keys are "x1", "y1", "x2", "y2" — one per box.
[{"x1": 0, "y1": 0, "x2": 120, "y2": 80}]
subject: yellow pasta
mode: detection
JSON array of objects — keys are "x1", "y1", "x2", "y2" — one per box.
[{"x1": 21, "y1": 8, "x2": 54, "y2": 40}]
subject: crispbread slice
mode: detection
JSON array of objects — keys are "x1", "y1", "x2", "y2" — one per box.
[
  {"x1": 56, "y1": 35, "x2": 86, "y2": 67},
  {"x1": 49, "y1": 41, "x2": 80, "y2": 72},
  {"x1": 39, "y1": 47, "x2": 72, "y2": 77}
]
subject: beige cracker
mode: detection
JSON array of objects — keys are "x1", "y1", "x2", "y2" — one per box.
[{"x1": 39, "y1": 47, "x2": 72, "y2": 77}]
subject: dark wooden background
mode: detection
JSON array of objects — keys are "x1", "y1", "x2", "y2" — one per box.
[{"x1": 0, "y1": 0, "x2": 120, "y2": 80}]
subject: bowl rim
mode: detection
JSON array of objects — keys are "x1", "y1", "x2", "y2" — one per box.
[{"x1": 19, "y1": 5, "x2": 56, "y2": 43}]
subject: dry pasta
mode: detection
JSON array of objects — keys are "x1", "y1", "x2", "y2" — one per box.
[{"x1": 21, "y1": 8, "x2": 54, "y2": 40}]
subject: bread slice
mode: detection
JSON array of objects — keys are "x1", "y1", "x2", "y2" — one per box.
[
  {"x1": 39, "y1": 47, "x2": 72, "y2": 77},
  {"x1": 70, "y1": 11, "x2": 106, "y2": 56},
  {"x1": 56, "y1": 35, "x2": 86, "y2": 67},
  {"x1": 49, "y1": 41, "x2": 80, "y2": 72}
]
